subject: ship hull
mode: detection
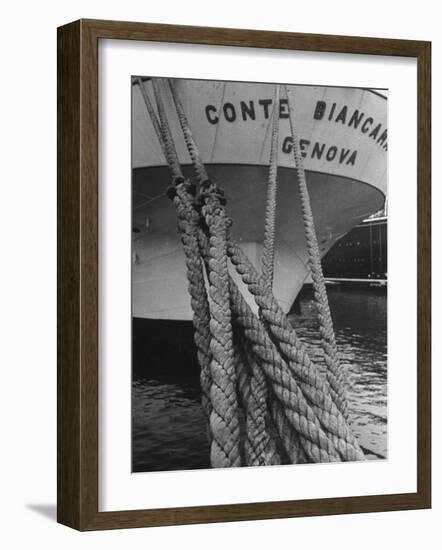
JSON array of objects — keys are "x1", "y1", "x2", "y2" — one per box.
[
  {"x1": 322, "y1": 216, "x2": 387, "y2": 281},
  {"x1": 132, "y1": 80, "x2": 387, "y2": 320},
  {"x1": 132, "y1": 164, "x2": 384, "y2": 320}
]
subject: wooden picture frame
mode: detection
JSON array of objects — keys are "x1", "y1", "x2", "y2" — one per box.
[{"x1": 57, "y1": 18, "x2": 431, "y2": 530}]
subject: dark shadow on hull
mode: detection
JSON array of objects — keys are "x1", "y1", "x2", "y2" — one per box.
[{"x1": 133, "y1": 318, "x2": 199, "y2": 385}]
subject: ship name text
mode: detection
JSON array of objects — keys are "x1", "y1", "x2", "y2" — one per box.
[
  {"x1": 203, "y1": 96, "x2": 387, "y2": 164},
  {"x1": 281, "y1": 138, "x2": 357, "y2": 166},
  {"x1": 313, "y1": 101, "x2": 388, "y2": 151}
]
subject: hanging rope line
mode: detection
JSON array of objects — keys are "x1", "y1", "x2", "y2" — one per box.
[
  {"x1": 137, "y1": 78, "x2": 365, "y2": 466},
  {"x1": 159, "y1": 78, "x2": 242, "y2": 468},
  {"x1": 136, "y1": 79, "x2": 213, "y2": 428},
  {"x1": 285, "y1": 86, "x2": 349, "y2": 419},
  {"x1": 135, "y1": 77, "x2": 168, "y2": 162},
  {"x1": 169, "y1": 78, "x2": 276, "y2": 466},
  {"x1": 168, "y1": 80, "x2": 209, "y2": 184},
  {"x1": 227, "y1": 240, "x2": 363, "y2": 461},
  {"x1": 261, "y1": 85, "x2": 280, "y2": 291},
  {"x1": 237, "y1": 333, "x2": 281, "y2": 466}
]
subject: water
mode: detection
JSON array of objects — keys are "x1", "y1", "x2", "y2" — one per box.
[
  {"x1": 132, "y1": 286, "x2": 387, "y2": 472},
  {"x1": 292, "y1": 286, "x2": 388, "y2": 460}
]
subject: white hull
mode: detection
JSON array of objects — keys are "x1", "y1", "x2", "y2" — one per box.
[{"x1": 132, "y1": 80, "x2": 387, "y2": 320}]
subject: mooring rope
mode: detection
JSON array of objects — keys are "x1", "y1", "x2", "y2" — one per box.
[
  {"x1": 159, "y1": 79, "x2": 242, "y2": 468},
  {"x1": 138, "y1": 78, "x2": 364, "y2": 466},
  {"x1": 286, "y1": 86, "x2": 349, "y2": 419},
  {"x1": 228, "y1": 277, "x2": 341, "y2": 462},
  {"x1": 169, "y1": 80, "x2": 209, "y2": 184},
  {"x1": 227, "y1": 240, "x2": 364, "y2": 461},
  {"x1": 261, "y1": 85, "x2": 280, "y2": 291},
  {"x1": 136, "y1": 79, "x2": 213, "y2": 426},
  {"x1": 169, "y1": 79, "x2": 275, "y2": 466},
  {"x1": 200, "y1": 182, "x2": 243, "y2": 467},
  {"x1": 136, "y1": 77, "x2": 168, "y2": 163},
  {"x1": 167, "y1": 181, "x2": 214, "y2": 422},
  {"x1": 151, "y1": 79, "x2": 182, "y2": 182},
  {"x1": 236, "y1": 329, "x2": 282, "y2": 466}
]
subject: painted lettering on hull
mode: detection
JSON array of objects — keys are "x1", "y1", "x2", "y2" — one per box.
[
  {"x1": 282, "y1": 137, "x2": 357, "y2": 166},
  {"x1": 313, "y1": 100, "x2": 388, "y2": 151},
  {"x1": 205, "y1": 98, "x2": 290, "y2": 124},
  {"x1": 203, "y1": 95, "x2": 387, "y2": 168}
]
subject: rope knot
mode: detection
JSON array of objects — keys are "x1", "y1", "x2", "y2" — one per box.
[
  {"x1": 199, "y1": 180, "x2": 227, "y2": 205},
  {"x1": 217, "y1": 194, "x2": 227, "y2": 206},
  {"x1": 185, "y1": 182, "x2": 197, "y2": 197},
  {"x1": 200, "y1": 179, "x2": 213, "y2": 191},
  {"x1": 166, "y1": 185, "x2": 177, "y2": 200}
]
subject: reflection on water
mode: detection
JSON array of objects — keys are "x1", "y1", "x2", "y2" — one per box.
[
  {"x1": 132, "y1": 286, "x2": 387, "y2": 472},
  {"x1": 132, "y1": 380, "x2": 209, "y2": 472}
]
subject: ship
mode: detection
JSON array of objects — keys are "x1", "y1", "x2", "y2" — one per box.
[
  {"x1": 131, "y1": 79, "x2": 387, "y2": 321},
  {"x1": 322, "y1": 211, "x2": 387, "y2": 284}
]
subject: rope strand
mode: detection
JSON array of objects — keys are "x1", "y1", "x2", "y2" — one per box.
[
  {"x1": 261, "y1": 85, "x2": 280, "y2": 290},
  {"x1": 285, "y1": 85, "x2": 349, "y2": 419}
]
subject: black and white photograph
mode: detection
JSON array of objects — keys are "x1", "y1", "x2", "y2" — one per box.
[{"x1": 131, "y1": 77, "x2": 388, "y2": 472}]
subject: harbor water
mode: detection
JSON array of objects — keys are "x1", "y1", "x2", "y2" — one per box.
[{"x1": 132, "y1": 285, "x2": 387, "y2": 472}]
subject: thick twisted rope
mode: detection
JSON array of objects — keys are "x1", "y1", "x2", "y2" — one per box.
[
  {"x1": 255, "y1": 85, "x2": 282, "y2": 461},
  {"x1": 197, "y1": 222, "x2": 283, "y2": 466},
  {"x1": 169, "y1": 79, "x2": 253, "y2": 467},
  {"x1": 228, "y1": 279, "x2": 341, "y2": 462},
  {"x1": 270, "y1": 398, "x2": 306, "y2": 463},
  {"x1": 261, "y1": 85, "x2": 280, "y2": 290},
  {"x1": 140, "y1": 79, "x2": 214, "y2": 425},
  {"x1": 150, "y1": 78, "x2": 243, "y2": 467},
  {"x1": 167, "y1": 182, "x2": 213, "y2": 421},
  {"x1": 168, "y1": 79, "x2": 209, "y2": 183},
  {"x1": 286, "y1": 85, "x2": 348, "y2": 418},
  {"x1": 151, "y1": 84, "x2": 242, "y2": 465},
  {"x1": 253, "y1": 85, "x2": 288, "y2": 464},
  {"x1": 170, "y1": 79, "x2": 289, "y2": 467},
  {"x1": 151, "y1": 79, "x2": 183, "y2": 181},
  {"x1": 201, "y1": 226, "x2": 334, "y2": 463},
  {"x1": 237, "y1": 333, "x2": 281, "y2": 466},
  {"x1": 136, "y1": 78, "x2": 169, "y2": 163},
  {"x1": 198, "y1": 183, "x2": 242, "y2": 467},
  {"x1": 227, "y1": 240, "x2": 364, "y2": 461}
]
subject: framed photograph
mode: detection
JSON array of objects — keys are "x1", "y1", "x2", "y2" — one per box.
[{"x1": 57, "y1": 19, "x2": 431, "y2": 530}]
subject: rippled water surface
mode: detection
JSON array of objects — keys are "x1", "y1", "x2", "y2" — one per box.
[{"x1": 132, "y1": 286, "x2": 387, "y2": 472}]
